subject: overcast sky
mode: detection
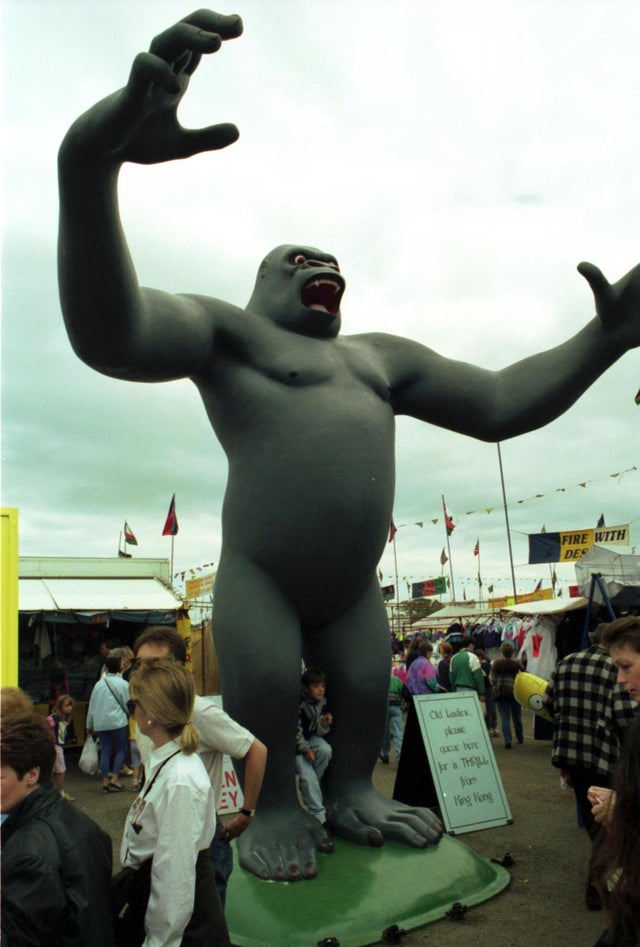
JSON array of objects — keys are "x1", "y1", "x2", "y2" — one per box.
[{"x1": 2, "y1": 0, "x2": 638, "y2": 602}]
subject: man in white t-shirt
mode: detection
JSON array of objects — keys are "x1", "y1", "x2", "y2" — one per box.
[{"x1": 133, "y1": 626, "x2": 267, "y2": 906}]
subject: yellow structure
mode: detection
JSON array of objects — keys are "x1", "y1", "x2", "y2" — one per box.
[{"x1": 1, "y1": 508, "x2": 19, "y2": 685}]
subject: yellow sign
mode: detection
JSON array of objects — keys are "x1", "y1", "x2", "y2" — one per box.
[
  {"x1": 1, "y1": 508, "x2": 19, "y2": 686},
  {"x1": 557, "y1": 525, "x2": 629, "y2": 562},
  {"x1": 488, "y1": 587, "x2": 553, "y2": 609},
  {"x1": 185, "y1": 572, "x2": 215, "y2": 601}
]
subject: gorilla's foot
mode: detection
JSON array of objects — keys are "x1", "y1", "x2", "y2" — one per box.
[
  {"x1": 326, "y1": 784, "x2": 443, "y2": 848},
  {"x1": 236, "y1": 807, "x2": 333, "y2": 882}
]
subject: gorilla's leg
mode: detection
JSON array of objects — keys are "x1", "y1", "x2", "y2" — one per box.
[
  {"x1": 214, "y1": 556, "x2": 333, "y2": 882},
  {"x1": 304, "y1": 575, "x2": 443, "y2": 848}
]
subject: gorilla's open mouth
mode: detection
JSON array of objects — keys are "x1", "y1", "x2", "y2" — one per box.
[{"x1": 301, "y1": 276, "x2": 344, "y2": 315}]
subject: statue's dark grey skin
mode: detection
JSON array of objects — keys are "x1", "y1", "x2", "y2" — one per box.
[{"x1": 58, "y1": 10, "x2": 640, "y2": 882}]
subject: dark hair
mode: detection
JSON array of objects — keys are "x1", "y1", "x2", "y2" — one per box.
[
  {"x1": 591, "y1": 717, "x2": 640, "y2": 944},
  {"x1": 302, "y1": 667, "x2": 326, "y2": 688},
  {"x1": 461, "y1": 636, "x2": 475, "y2": 649},
  {"x1": 418, "y1": 640, "x2": 433, "y2": 657},
  {"x1": 0, "y1": 712, "x2": 55, "y2": 781},
  {"x1": 600, "y1": 616, "x2": 640, "y2": 655},
  {"x1": 500, "y1": 641, "x2": 515, "y2": 658},
  {"x1": 133, "y1": 625, "x2": 187, "y2": 665},
  {"x1": 105, "y1": 654, "x2": 122, "y2": 674}
]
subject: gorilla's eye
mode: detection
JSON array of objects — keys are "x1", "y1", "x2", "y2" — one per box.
[{"x1": 293, "y1": 254, "x2": 307, "y2": 265}]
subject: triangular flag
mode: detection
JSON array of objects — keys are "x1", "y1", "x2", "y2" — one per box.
[
  {"x1": 388, "y1": 519, "x2": 397, "y2": 544},
  {"x1": 440, "y1": 548, "x2": 448, "y2": 566},
  {"x1": 124, "y1": 521, "x2": 138, "y2": 546},
  {"x1": 473, "y1": 539, "x2": 479, "y2": 557},
  {"x1": 596, "y1": 513, "x2": 605, "y2": 528}
]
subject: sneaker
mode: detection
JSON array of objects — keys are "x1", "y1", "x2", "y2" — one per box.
[
  {"x1": 119, "y1": 766, "x2": 133, "y2": 777},
  {"x1": 60, "y1": 791, "x2": 76, "y2": 803}
]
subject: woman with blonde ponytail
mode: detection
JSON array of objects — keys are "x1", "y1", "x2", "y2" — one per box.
[{"x1": 114, "y1": 658, "x2": 229, "y2": 946}]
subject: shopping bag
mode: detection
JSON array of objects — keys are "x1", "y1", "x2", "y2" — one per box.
[{"x1": 79, "y1": 735, "x2": 99, "y2": 776}]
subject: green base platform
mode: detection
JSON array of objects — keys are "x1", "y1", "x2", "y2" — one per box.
[{"x1": 226, "y1": 835, "x2": 510, "y2": 947}]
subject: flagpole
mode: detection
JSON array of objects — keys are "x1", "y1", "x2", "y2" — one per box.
[
  {"x1": 496, "y1": 442, "x2": 518, "y2": 604},
  {"x1": 441, "y1": 494, "x2": 456, "y2": 603},
  {"x1": 477, "y1": 545, "x2": 483, "y2": 605},
  {"x1": 170, "y1": 534, "x2": 175, "y2": 583},
  {"x1": 118, "y1": 531, "x2": 122, "y2": 557},
  {"x1": 391, "y1": 533, "x2": 400, "y2": 639}
]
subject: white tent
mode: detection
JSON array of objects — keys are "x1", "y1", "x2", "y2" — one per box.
[
  {"x1": 411, "y1": 604, "x2": 495, "y2": 632},
  {"x1": 575, "y1": 545, "x2": 640, "y2": 600},
  {"x1": 500, "y1": 596, "x2": 588, "y2": 616}
]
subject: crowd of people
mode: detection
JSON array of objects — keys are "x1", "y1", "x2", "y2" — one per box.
[{"x1": 2, "y1": 615, "x2": 639, "y2": 946}]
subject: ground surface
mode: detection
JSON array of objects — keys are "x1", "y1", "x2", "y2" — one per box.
[{"x1": 65, "y1": 710, "x2": 605, "y2": 946}]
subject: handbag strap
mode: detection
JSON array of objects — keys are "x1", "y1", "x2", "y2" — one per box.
[
  {"x1": 104, "y1": 676, "x2": 129, "y2": 717},
  {"x1": 142, "y1": 750, "x2": 181, "y2": 799}
]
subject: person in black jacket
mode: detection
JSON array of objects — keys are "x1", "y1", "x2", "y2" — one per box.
[{"x1": 1, "y1": 712, "x2": 114, "y2": 946}]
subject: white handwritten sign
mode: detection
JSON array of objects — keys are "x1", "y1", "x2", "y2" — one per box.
[
  {"x1": 413, "y1": 692, "x2": 512, "y2": 834},
  {"x1": 210, "y1": 695, "x2": 244, "y2": 814},
  {"x1": 218, "y1": 758, "x2": 244, "y2": 815}
]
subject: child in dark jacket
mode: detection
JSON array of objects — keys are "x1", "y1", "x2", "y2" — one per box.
[
  {"x1": 295, "y1": 667, "x2": 333, "y2": 824},
  {"x1": 48, "y1": 694, "x2": 76, "y2": 802}
]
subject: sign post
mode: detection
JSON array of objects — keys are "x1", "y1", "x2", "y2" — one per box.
[{"x1": 413, "y1": 691, "x2": 512, "y2": 834}]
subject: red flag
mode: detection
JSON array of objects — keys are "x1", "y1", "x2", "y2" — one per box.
[
  {"x1": 388, "y1": 519, "x2": 397, "y2": 543},
  {"x1": 124, "y1": 521, "x2": 138, "y2": 546},
  {"x1": 444, "y1": 507, "x2": 456, "y2": 536},
  {"x1": 162, "y1": 494, "x2": 179, "y2": 536},
  {"x1": 473, "y1": 539, "x2": 479, "y2": 557}
]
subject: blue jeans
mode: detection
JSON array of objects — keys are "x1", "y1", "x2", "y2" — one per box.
[
  {"x1": 96, "y1": 726, "x2": 129, "y2": 780},
  {"x1": 381, "y1": 703, "x2": 404, "y2": 759},
  {"x1": 295, "y1": 735, "x2": 332, "y2": 822},
  {"x1": 209, "y1": 818, "x2": 233, "y2": 908},
  {"x1": 496, "y1": 698, "x2": 523, "y2": 744}
]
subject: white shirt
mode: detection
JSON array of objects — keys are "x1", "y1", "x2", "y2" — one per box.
[
  {"x1": 120, "y1": 739, "x2": 216, "y2": 947},
  {"x1": 137, "y1": 695, "x2": 254, "y2": 810}
]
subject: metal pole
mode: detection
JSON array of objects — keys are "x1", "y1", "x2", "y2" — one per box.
[
  {"x1": 441, "y1": 495, "x2": 456, "y2": 603},
  {"x1": 496, "y1": 442, "x2": 518, "y2": 604},
  {"x1": 392, "y1": 533, "x2": 400, "y2": 638}
]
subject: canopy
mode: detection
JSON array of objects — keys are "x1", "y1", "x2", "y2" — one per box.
[
  {"x1": 20, "y1": 577, "x2": 186, "y2": 623},
  {"x1": 411, "y1": 604, "x2": 495, "y2": 631},
  {"x1": 500, "y1": 596, "x2": 588, "y2": 616}
]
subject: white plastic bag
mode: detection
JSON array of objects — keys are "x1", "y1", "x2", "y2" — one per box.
[{"x1": 79, "y1": 735, "x2": 99, "y2": 776}]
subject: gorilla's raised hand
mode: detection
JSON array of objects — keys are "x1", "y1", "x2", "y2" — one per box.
[
  {"x1": 578, "y1": 260, "x2": 640, "y2": 351},
  {"x1": 62, "y1": 10, "x2": 243, "y2": 166}
]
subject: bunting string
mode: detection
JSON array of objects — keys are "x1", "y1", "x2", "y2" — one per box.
[{"x1": 398, "y1": 465, "x2": 636, "y2": 527}]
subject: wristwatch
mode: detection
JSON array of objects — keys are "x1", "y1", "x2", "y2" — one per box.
[{"x1": 240, "y1": 807, "x2": 255, "y2": 818}]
